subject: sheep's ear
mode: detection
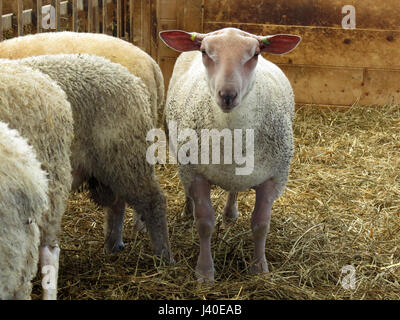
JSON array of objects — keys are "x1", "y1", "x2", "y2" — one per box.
[
  {"x1": 260, "y1": 34, "x2": 301, "y2": 55},
  {"x1": 159, "y1": 30, "x2": 203, "y2": 52}
]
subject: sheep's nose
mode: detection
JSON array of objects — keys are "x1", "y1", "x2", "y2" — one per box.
[{"x1": 219, "y1": 90, "x2": 238, "y2": 107}]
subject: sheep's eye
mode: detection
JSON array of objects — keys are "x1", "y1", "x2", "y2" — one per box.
[
  {"x1": 201, "y1": 50, "x2": 207, "y2": 56},
  {"x1": 254, "y1": 52, "x2": 260, "y2": 58}
]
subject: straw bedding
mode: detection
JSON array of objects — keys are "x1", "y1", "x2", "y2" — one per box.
[{"x1": 27, "y1": 103, "x2": 400, "y2": 300}]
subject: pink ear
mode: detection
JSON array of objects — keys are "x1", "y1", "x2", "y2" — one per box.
[
  {"x1": 159, "y1": 30, "x2": 202, "y2": 52},
  {"x1": 260, "y1": 34, "x2": 301, "y2": 55}
]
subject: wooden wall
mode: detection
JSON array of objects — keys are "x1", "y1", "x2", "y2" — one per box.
[
  {"x1": 2, "y1": 1, "x2": 399, "y2": 106},
  {"x1": 156, "y1": 0, "x2": 400, "y2": 106}
]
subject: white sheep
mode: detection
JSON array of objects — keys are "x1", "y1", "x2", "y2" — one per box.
[
  {"x1": 0, "y1": 31, "x2": 164, "y2": 127},
  {"x1": 19, "y1": 54, "x2": 173, "y2": 261},
  {"x1": 0, "y1": 121, "x2": 48, "y2": 300},
  {"x1": 160, "y1": 27, "x2": 301, "y2": 282},
  {"x1": 0, "y1": 61, "x2": 74, "y2": 299}
]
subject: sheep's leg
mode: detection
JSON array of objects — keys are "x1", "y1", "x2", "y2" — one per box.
[
  {"x1": 40, "y1": 245, "x2": 60, "y2": 300},
  {"x1": 189, "y1": 175, "x2": 215, "y2": 283},
  {"x1": 181, "y1": 195, "x2": 194, "y2": 217},
  {"x1": 223, "y1": 192, "x2": 239, "y2": 226},
  {"x1": 104, "y1": 198, "x2": 126, "y2": 254},
  {"x1": 249, "y1": 179, "x2": 279, "y2": 274},
  {"x1": 133, "y1": 188, "x2": 174, "y2": 263},
  {"x1": 132, "y1": 212, "x2": 147, "y2": 233}
]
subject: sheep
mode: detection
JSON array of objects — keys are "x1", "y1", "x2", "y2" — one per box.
[
  {"x1": 160, "y1": 27, "x2": 301, "y2": 282},
  {"x1": 0, "y1": 61, "x2": 74, "y2": 299},
  {"x1": 18, "y1": 53, "x2": 173, "y2": 261},
  {"x1": 0, "y1": 31, "x2": 164, "y2": 127},
  {"x1": 0, "y1": 121, "x2": 48, "y2": 300}
]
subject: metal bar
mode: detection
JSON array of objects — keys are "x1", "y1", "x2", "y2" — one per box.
[
  {"x1": 129, "y1": 0, "x2": 134, "y2": 43},
  {"x1": 102, "y1": 0, "x2": 107, "y2": 33},
  {"x1": 72, "y1": 0, "x2": 78, "y2": 31},
  {"x1": 18, "y1": 0, "x2": 23, "y2": 36}
]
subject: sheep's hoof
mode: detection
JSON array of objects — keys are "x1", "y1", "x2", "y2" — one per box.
[
  {"x1": 154, "y1": 248, "x2": 176, "y2": 265},
  {"x1": 249, "y1": 258, "x2": 269, "y2": 274},
  {"x1": 104, "y1": 240, "x2": 125, "y2": 254},
  {"x1": 195, "y1": 266, "x2": 215, "y2": 283}
]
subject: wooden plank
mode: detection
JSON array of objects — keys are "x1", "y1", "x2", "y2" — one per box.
[
  {"x1": 183, "y1": 0, "x2": 202, "y2": 31},
  {"x1": 204, "y1": 22, "x2": 400, "y2": 70},
  {"x1": 279, "y1": 64, "x2": 400, "y2": 106},
  {"x1": 32, "y1": 0, "x2": 37, "y2": 31},
  {"x1": 72, "y1": 0, "x2": 78, "y2": 31},
  {"x1": 361, "y1": 69, "x2": 400, "y2": 105},
  {"x1": 129, "y1": 0, "x2": 134, "y2": 42},
  {"x1": 94, "y1": 0, "x2": 100, "y2": 33},
  {"x1": 155, "y1": 59, "x2": 400, "y2": 106},
  {"x1": 102, "y1": 0, "x2": 107, "y2": 33},
  {"x1": 176, "y1": 0, "x2": 184, "y2": 29},
  {"x1": 18, "y1": 0, "x2": 23, "y2": 36},
  {"x1": 117, "y1": 0, "x2": 121, "y2": 37},
  {"x1": 150, "y1": 0, "x2": 158, "y2": 59},
  {"x1": 88, "y1": 0, "x2": 93, "y2": 32},
  {"x1": 53, "y1": 0, "x2": 60, "y2": 31},
  {"x1": 123, "y1": 0, "x2": 127, "y2": 38},
  {"x1": 204, "y1": 0, "x2": 400, "y2": 31},
  {"x1": 132, "y1": 0, "x2": 142, "y2": 46},
  {"x1": 36, "y1": 0, "x2": 42, "y2": 33},
  {"x1": 158, "y1": 19, "x2": 179, "y2": 57},
  {"x1": 141, "y1": 0, "x2": 151, "y2": 53},
  {"x1": 159, "y1": 0, "x2": 176, "y2": 20},
  {"x1": 0, "y1": 0, "x2": 3, "y2": 41},
  {"x1": 159, "y1": 56, "x2": 177, "y2": 90}
]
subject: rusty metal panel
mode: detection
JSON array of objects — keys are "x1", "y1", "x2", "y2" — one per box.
[
  {"x1": 204, "y1": 22, "x2": 400, "y2": 70},
  {"x1": 204, "y1": 0, "x2": 400, "y2": 30}
]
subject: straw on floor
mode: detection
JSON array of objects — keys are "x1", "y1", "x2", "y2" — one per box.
[{"x1": 32, "y1": 103, "x2": 400, "y2": 300}]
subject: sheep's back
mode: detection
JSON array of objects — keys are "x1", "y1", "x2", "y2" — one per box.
[
  {"x1": 20, "y1": 54, "x2": 156, "y2": 195},
  {"x1": 0, "y1": 61, "x2": 73, "y2": 245},
  {"x1": 0, "y1": 32, "x2": 164, "y2": 127}
]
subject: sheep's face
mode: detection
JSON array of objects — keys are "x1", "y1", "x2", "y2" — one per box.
[
  {"x1": 199, "y1": 29, "x2": 260, "y2": 112},
  {"x1": 160, "y1": 28, "x2": 301, "y2": 113}
]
